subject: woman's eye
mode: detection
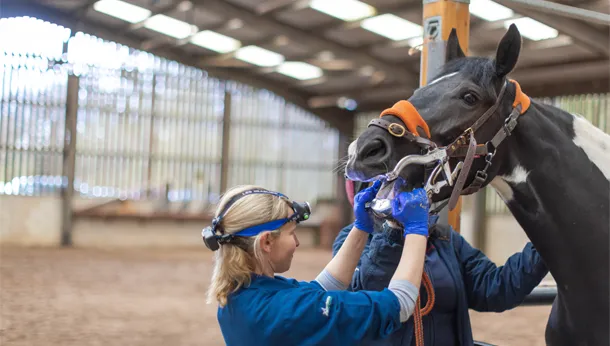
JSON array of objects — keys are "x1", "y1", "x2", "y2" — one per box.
[{"x1": 462, "y1": 93, "x2": 477, "y2": 105}]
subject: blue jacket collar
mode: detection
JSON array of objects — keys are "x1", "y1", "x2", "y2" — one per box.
[{"x1": 245, "y1": 274, "x2": 298, "y2": 290}]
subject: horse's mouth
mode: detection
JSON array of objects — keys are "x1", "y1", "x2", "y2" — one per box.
[{"x1": 346, "y1": 155, "x2": 425, "y2": 199}]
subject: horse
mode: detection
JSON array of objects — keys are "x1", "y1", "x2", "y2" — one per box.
[{"x1": 345, "y1": 24, "x2": 609, "y2": 346}]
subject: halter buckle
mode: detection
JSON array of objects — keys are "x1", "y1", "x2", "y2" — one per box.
[{"x1": 388, "y1": 123, "x2": 407, "y2": 137}]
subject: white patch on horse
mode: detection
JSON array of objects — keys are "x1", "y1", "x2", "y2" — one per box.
[
  {"x1": 490, "y1": 165, "x2": 529, "y2": 202},
  {"x1": 503, "y1": 165, "x2": 529, "y2": 185},
  {"x1": 571, "y1": 113, "x2": 610, "y2": 180},
  {"x1": 348, "y1": 140, "x2": 357, "y2": 157},
  {"x1": 428, "y1": 72, "x2": 459, "y2": 86}
]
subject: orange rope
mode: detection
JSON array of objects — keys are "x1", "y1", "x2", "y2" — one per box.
[{"x1": 414, "y1": 272, "x2": 435, "y2": 346}]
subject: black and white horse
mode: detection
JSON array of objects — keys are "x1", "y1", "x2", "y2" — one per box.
[{"x1": 346, "y1": 25, "x2": 609, "y2": 346}]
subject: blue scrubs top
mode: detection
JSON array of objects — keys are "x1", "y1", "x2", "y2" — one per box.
[{"x1": 217, "y1": 274, "x2": 402, "y2": 346}]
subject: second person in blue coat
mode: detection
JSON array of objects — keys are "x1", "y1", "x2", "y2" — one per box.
[{"x1": 333, "y1": 180, "x2": 550, "y2": 346}]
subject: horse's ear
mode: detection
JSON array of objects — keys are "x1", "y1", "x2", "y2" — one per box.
[
  {"x1": 445, "y1": 28, "x2": 465, "y2": 62},
  {"x1": 494, "y1": 23, "x2": 521, "y2": 78}
]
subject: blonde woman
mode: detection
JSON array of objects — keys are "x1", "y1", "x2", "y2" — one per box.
[{"x1": 203, "y1": 182, "x2": 430, "y2": 346}]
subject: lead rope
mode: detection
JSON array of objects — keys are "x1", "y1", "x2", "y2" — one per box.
[{"x1": 414, "y1": 271, "x2": 435, "y2": 346}]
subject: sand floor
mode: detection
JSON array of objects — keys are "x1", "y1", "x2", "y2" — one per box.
[{"x1": 0, "y1": 247, "x2": 551, "y2": 345}]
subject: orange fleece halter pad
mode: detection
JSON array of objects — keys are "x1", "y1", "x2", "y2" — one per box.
[
  {"x1": 379, "y1": 100, "x2": 431, "y2": 138},
  {"x1": 509, "y1": 79, "x2": 530, "y2": 114}
]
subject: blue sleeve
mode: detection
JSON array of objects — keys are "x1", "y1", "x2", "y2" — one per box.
[
  {"x1": 332, "y1": 223, "x2": 404, "y2": 292},
  {"x1": 452, "y1": 229, "x2": 549, "y2": 312},
  {"x1": 254, "y1": 283, "x2": 402, "y2": 344}
]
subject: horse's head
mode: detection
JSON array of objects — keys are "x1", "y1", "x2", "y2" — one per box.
[{"x1": 346, "y1": 24, "x2": 524, "y2": 202}]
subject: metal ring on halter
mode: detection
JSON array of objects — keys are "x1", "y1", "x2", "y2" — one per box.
[{"x1": 388, "y1": 123, "x2": 407, "y2": 137}]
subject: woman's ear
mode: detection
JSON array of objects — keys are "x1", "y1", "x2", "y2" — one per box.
[{"x1": 259, "y1": 232, "x2": 274, "y2": 253}]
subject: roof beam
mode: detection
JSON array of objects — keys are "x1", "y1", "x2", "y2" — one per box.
[
  {"x1": 192, "y1": 0, "x2": 419, "y2": 86},
  {"x1": 499, "y1": 0, "x2": 610, "y2": 26},
  {"x1": 255, "y1": 0, "x2": 308, "y2": 15},
  {"x1": 310, "y1": 60, "x2": 610, "y2": 109},
  {"x1": 495, "y1": 0, "x2": 610, "y2": 57},
  {"x1": 4, "y1": 0, "x2": 355, "y2": 136}
]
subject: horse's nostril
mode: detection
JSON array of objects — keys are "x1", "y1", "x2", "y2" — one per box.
[{"x1": 361, "y1": 139, "x2": 386, "y2": 160}]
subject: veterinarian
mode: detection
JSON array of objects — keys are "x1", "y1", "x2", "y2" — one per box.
[
  {"x1": 334, "y1": 180, "x2": 550, "y2": 346},
  {"x1": 203, "y1": 182, "x2": 431, "y2": 345}
]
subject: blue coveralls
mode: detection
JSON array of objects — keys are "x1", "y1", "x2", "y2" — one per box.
[
  {"x1": 217, "y1": 274, "x2": 403, "y2": 345},
  {"x1": 332, "y1": 221, "x2": 549, "y2": 346}
]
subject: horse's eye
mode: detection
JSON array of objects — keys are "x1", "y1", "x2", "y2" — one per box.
[{"x1": 462, "y1": 93, "x2": 478, "y2": 106}]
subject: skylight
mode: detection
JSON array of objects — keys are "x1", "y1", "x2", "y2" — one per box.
[
  {"x1": 190, "y1": 30, "x2": 241, "y2": 53},
  {"x1": 93, "y1": 0, "x2": 151, "y2": 23},
  {"x1": 503, "y1": 17, "x2": 558, "y2": 41},
  {"x1": 234, "y1": 46, "x2": 285, "y2": 67},
  {"x1": 277, "y1": 62, "x2": 324, "y2": 80},
  {"x1": 469, "y1": 0, "x2": 514, "y2": 22},
  {"x1": 143, "y1": 14, "x2": 197, "y2": 39},
  {"x1": 309, "y1": 0, "x2": 377, "y2": 22},
  {"x1": 361, "y1": 14, "x2": 423, "y2": 41}
]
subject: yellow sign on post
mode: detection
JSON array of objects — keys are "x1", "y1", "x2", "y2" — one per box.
[{"x1": 420, "y1": 0, "x2": 470, "y2": 233}]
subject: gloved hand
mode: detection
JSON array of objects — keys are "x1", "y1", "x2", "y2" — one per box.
[
  {"x1": 353, "y1": 180, "x2": 382, "y2": 233},
  {"x1": 391, "y1": 188, "x2": 430, "y2": 237}
]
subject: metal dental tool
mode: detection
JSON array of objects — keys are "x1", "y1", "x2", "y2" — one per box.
[{"x1": 366, "y1": 148, "x2": 463, "y2": 220}]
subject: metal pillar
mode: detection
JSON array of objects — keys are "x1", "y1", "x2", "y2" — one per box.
[
  {"x1": 421, "y1": 0, "x2": 470, "y2": 232},
  {"x1": 473, "y1": 189, "x2": 487, "y2": 251},
  {"x1": 220, "y1": 90, "x2": 232, "y2": 194},
  {"x1": 60, "y1": 74, "x2": 79, "y2": 247},
  {"x1": 337, "y1": 117, "x2": 356, "y2": 228}
]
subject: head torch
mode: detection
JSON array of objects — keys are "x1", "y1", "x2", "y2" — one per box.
[{"x1": 202, "y1": 189, "x2": 311, "y2": 251}]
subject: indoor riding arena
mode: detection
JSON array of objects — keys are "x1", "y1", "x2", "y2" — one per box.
[{"x1": 1, "y1": 1, "x2": 608, "y2": 346}]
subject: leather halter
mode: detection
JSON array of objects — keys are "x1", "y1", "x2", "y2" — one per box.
[
  {"x1": 368, "y1": 118, "x2": 437, "y2": 149},
  {"x1": 367, "y1": 78, "x2": 530, "y2": 210},
  {"x1": 444, "y1": 79, "x2": 530, "y2": 209}
]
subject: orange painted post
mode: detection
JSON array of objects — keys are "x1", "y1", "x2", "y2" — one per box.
[{"x1": 420, "y1": 0, "x2": 470, "y2": 232}]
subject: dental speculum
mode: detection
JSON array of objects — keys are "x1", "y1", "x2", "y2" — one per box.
[{"x1": 366, "y1": 148, "x2": 463, "y2": 219}]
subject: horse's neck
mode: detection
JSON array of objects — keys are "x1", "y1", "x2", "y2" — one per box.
[{"x1": 491, "y1": 101, "x2": 609, "y2": 289}]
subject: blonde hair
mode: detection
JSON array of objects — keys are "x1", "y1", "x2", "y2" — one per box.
[{"x1": 206, "y1": 185, "x2": 294, "y2": 307}]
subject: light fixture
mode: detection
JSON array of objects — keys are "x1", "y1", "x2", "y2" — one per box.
[
  {"x1": 190, "y1": 30, "x2": 241, "y2": 53},
  {"x1": 143, "y1": 14, "x2": 197, "y2": 39},
  {"x1": 93, "y1": 0, "x2": 151, "y2": 23},
  {"x1": 469, "y1": 0, "x2": 514, "y2": 21},
  {"x1": 361, "y1": 14, "x2": 423, "y2": 41},
  {"x1": 234, "y1": 46, "x2": 285, "y2": 67},
  {"x1": 503, "y1": 17, "x2": 558, "y2": 41},
  {"x1": 309, "y1": 0, "x2": 376, "y2": 22},
  {"x1": 277, "y1": 61, "x2": 324, "y2": 80}
]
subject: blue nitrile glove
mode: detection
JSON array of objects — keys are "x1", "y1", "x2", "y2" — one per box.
[
  {"x1": 391, "y1": 188, "x2": 430, "y2": 237},
  {"x1": 353, "y1": 180, "x2": 382, "y2": 233}
]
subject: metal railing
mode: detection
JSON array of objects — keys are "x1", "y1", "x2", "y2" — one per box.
[{"x1": 0, "y1": 17, "x2": 341, "y2": 205}]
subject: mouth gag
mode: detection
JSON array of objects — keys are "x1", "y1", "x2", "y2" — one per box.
[{"x1": 365, "y1": 147, "x2": 464, "y2": 219}]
